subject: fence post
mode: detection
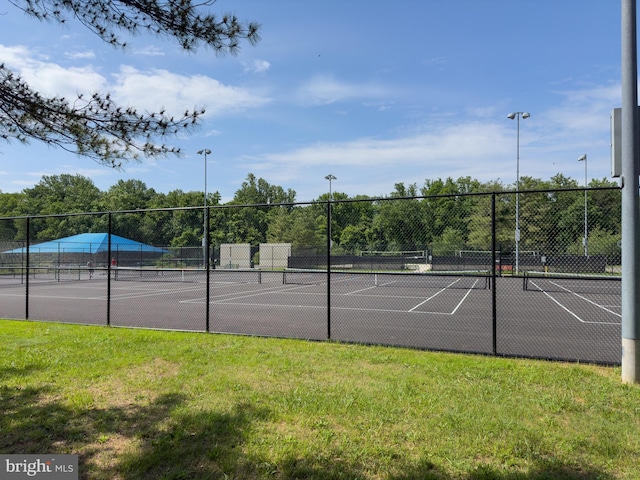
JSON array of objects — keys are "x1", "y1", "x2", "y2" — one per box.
[
  {"x1": 491, "y1": 193, "x2": 497, "y2": 355},
  {"x1": 205, "y1": 206, "x2": 210, "y2": 333},
  {"x1": 25, "y1": 217, "x2": 30, "y2": 320},
  {"x1": 327, "y1": 200, "x2": 332, "y2": 340},
  {"x1": 107, "y1": 213, "x2": 112, "y2": 327}
]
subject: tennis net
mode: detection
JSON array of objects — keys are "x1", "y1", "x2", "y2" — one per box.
[
  {"x1": 282, "y1": 269, "x2": 491, "y2": 290},
  {"x1": 0, "y1": 266, "x2": 269, "y2": 285},
  {"x1": 0, "y1": 266, "x2": 100, "y2": 285},
  {"x1": 113, "y1": 267, "x2": 264, "y2": 284},
  {"x1": 523, "y1": 271, "x2": 621, "y2": 295}
]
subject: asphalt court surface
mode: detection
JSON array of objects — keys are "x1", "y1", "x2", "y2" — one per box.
[{"x1": 0, "y1": 270, "x2": 622, "y2": 364}]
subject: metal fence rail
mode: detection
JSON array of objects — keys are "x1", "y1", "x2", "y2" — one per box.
[{"x1": 0, "y1": 187, "x2": 622, "y2": 364}]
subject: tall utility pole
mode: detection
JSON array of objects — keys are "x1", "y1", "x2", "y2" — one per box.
[
  {"x1": 507, "y1": 111, "x2": 530, "y2": 274},
  {"x1": 621, "y1": 0, "x2": 640, "y2": 383},
  {"x1": 325, "y1": 174, "x2": 336, "y2": 252},
  {"x1": 197, "y1": 149, "x2": 211, "y2": 268},
  {"x1": 578, "y1": 154, "x2": 588, "y2": 256}
]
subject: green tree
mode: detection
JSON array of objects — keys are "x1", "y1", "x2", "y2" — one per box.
[
  {"x1": 545, "y1": 174, "x2": 582, "y2": 253},
  {"x1": 2, "y1": 1, "x2": 260, "y2": 166},
  {"x1": 517, "y1": 176, "x2": 552, "y2": 254},
  {"x1": 374, "y1": 198, "x2": 428, "y2": 251},
  {"x1": 17, "y1": 174, "x2": 103, "y2": 240},
  {"x1": 225, "y1": 174, "x2": 296, "y2": 245},
  {"x1": 315, "y1": 191, "x2": 370, "y2": 250},
  {"x1": 334, "y1": 197, "x2": 376, "y2": 254},
  {"x1": 103, "y1": 180, "x2": 159, "y2": 242},
  {"x1": 430, "y1": 227, "x2": 466, "y2": 255},
  {"x1": 466, "y1": 181, "x2": 513, "y2": 253},
  {"x1": 368, "y1": 183, "x2": 429, "y2": 252},
  {"x1": 587, "y1": 178, "x2": 621, "y2": 236},
  {"x1": 0, "y1": 192, "x2": 23, "y2": 241},
  {"x1": 339, "y1": 224, "x2": 371, "y2": 254},
  {"x1": 421, "y1": 177, "x2": 482, "y2": 245},
  {"x1": 581, "y1": 227, "x2": 621, "y2": 259},
  {"x1": 266, "y1": 207, "x2": 295, "y2": 244},
  {"x1": 290, "y1": 208, "x2": 325, "y2": 254},
  {"x1": 161, "y1": 190, "x2": 220, "y2": 247},
  {"x1": 231, "y1": 174, "x2": 296, "y2": 205}
]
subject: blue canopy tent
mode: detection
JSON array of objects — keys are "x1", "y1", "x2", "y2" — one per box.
[{"x1": 2, "y1": 233, "x2": 168, "y2": 267}]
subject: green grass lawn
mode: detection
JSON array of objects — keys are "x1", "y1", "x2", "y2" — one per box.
[{"x1": 1, "y1": 320, "x2": 639, "y2": 480}]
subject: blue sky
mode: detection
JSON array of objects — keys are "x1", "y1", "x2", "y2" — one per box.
[{"x1": 0, "y1": 1, "x2": 623, "y2": 202}]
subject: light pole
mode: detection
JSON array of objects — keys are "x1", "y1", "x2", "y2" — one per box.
[
  {"x1": 507, "y1": 111, "x2": 530, "y2": 274},
  {"x1": 197, "y1": 148, "x2": 211, "y2": 267},
  {"x1": 578, "y1": 154, "x2": 588, "y2": 256},
  {"x1": 325, "y1": 174, "x2": 336, "y2": 251}
]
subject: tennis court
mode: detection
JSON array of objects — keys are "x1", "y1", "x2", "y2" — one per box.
[{"x1": 0, "y1": 267, "x2": 622, "y2": 364}]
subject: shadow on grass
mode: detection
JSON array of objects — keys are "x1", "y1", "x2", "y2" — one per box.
[
  {"x1": 386, "y1": 457, "x2": 615, "y2": 480},
  {"x1": 0, "y1": 380, "x2": 615, "y2": 480},
  {"x1": 0, "y1": 380, "x2": 270, "y2": 479}
]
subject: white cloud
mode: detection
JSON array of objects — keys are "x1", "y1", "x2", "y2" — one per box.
[
  {"x1": 422, "y1": 56, "x2": 447, "y2": 69},
  {"x1": 0, "y1": 44, "x2": 271, "y2": 118},
  {"x1": 0, "y1": 44, "x2": 106, "y2": 98},
  {"x1": 0, "y1": 45, "x2": 34, "y2": 66},
  {"x1": 294, "y1": 75, "x2": 390, "y2": 106},
  {"x1": 244, "y1": 59, "x2": 270, "y2": 74},
  {"x1": 543, "y1": 83, "x2": 620, "y2": 135},
  {"x1": 65, "y1": 51, "x2": 96, "y2": 60},
  {"x1": 133, "y1": 46, "x2": 166, "y2": 57},
  {"x1": 111, "y1": 66, "x2": 272, "y2": 117},
  {"x1": 202, "y1": 129, "x2": 222, "y2": 138},
  {"x1": 249, "y1": 122, "x2": 509, "y2": 168},
  {"x1": 238, "y1": 79, "x2": 622, "y2": 200}
]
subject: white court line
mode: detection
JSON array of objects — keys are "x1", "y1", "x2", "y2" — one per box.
[
  {"x1": 201, "y1": 301, "x2": 455, "y2": 315},
  {"x1": 8, "y1": 275, "x2": 477, "y2": 316},
  {"x1": 346, "y1": 285, "x2": 377, "y2": 295},
  {"x1": 548, "y1": 281, "x2": 622, "y2": 317},
  {"x1": 181, "y1": 282, "x2": 320, "y2": 305},
  {"x1": 408, "y1": 277, "x2": 478, "y2": 313},
  {"x1": 408, "y1": 287, "x2": 450, "y2": 312},
  {"x1": 0, "y1": 293, "x2": 107, "y2": 301},
  {"x1": 528, "y1": 280, "x2": 621, "y2": 325},
  {"x1": 200, "y1": 280, "x2": 479, "y2": 316},
  {"x1": 450, "y1": 281, "x2": 479, "y2": 314}
]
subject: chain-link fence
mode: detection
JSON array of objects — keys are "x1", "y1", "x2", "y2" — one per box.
[{"x1": 0, "y1": 186, "x2": 622, "y2": 364}]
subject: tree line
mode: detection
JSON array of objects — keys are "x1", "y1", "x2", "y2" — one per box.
[{"x1": 0, "y1": 173, "x2": 621, "y2": 258}]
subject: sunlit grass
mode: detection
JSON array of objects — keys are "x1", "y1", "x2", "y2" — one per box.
[{"x1": 1, "y1": 320, "x2": 638, "y2": 479}]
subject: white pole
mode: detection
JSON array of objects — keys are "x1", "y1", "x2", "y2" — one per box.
[
  {"x1": 325, "y1": 174, "x2": 337, "y2": 252},
  {"x1": 507, "y1": 112, "x2": 530, "y2": 274},
  {"x1": 197, "y1": 149, "x2": 211, "y2": 268},
  {"x1": 579, "y1": 154, "x2": 588, "y2": 256},
  {"x1": 621, "y1": 0, "x2": 640, "y2": 383}
]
